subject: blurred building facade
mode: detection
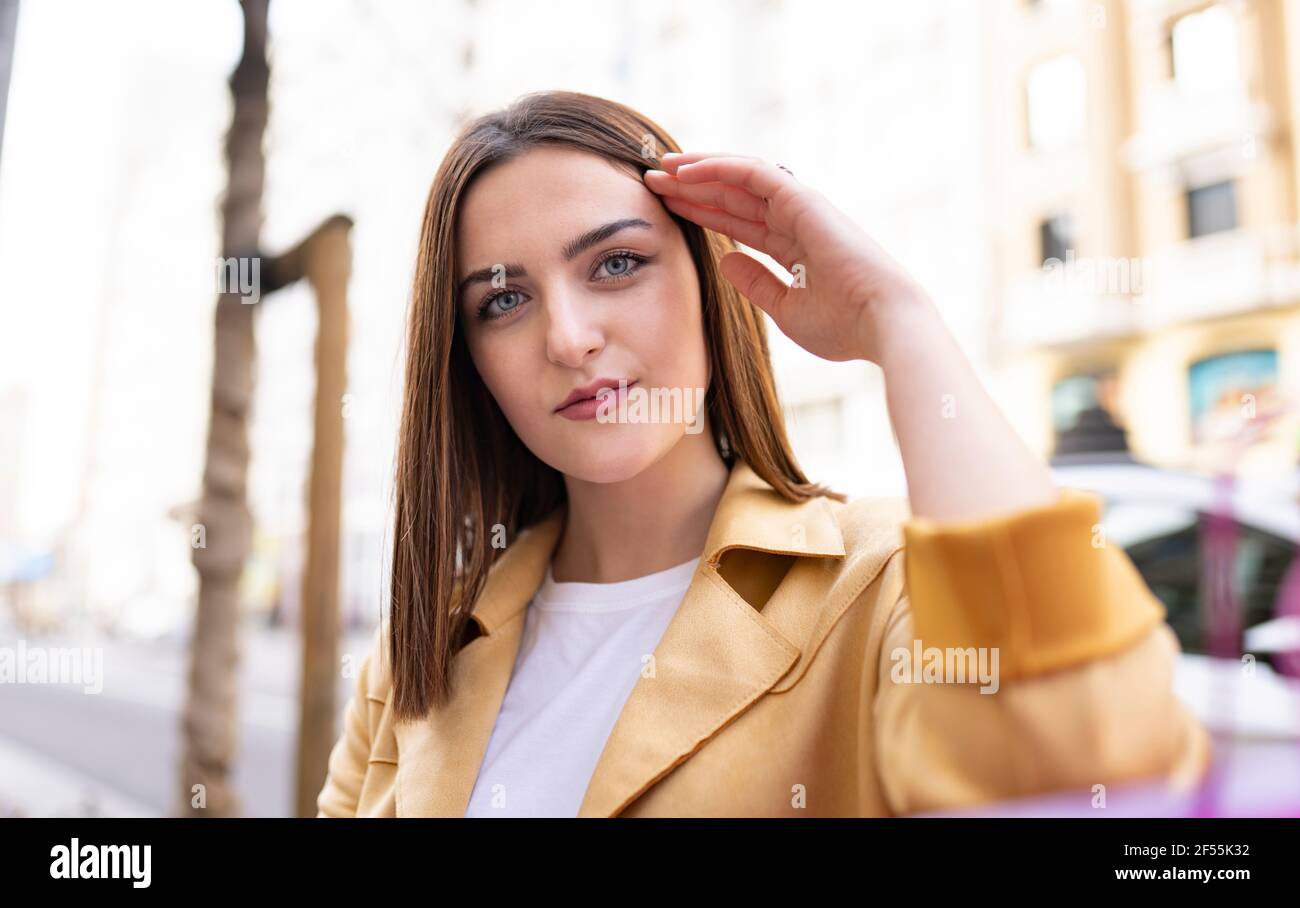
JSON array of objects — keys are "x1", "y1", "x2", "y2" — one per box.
[
  {"x1": 985, "y1": 0, "x2": 1300, "y2": 478},
  {"x1": 19, "y1": 0, "x2": 1264, "y2": 636}
]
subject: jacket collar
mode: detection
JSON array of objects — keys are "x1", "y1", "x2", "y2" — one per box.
[
  {"x1": 392, "y1": 458, "x2": 847, "y2": 817},
  {"x1": 468, "y1": 459, "x2": 847, "y2": 637}
]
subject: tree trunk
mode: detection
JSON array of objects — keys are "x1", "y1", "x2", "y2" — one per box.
[{"x1": 179, "y1": 0, "x2": 269, "y2": 818}]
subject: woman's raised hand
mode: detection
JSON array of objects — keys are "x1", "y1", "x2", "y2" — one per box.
[{"x1": 643, "y1": 152, "x2": 932, "y2": 364}]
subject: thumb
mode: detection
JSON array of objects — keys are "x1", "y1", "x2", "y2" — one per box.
[{"x1": 719, "y1": 250, "x2": 787, "y2": 321}]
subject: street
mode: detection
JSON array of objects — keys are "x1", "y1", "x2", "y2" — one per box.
[{"x1": 0, "y1": 619, "x2": 375, "y2": 817}]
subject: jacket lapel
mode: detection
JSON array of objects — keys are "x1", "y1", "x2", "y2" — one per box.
[
  {"x1": 392, "y1": 509, "x2": 565, "y2": 817},
  {"x1": 574, "y1": 564, "x2": 798, "y2": 816},
  {"x1": 392, "y1": 459, "x2": 847, "y2": 817},
  {"x1": 577, "y1": 462, "x2": 846, "y2": 816}
]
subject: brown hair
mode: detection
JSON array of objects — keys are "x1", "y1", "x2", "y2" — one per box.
[{"x1": 389, "y1": 90, "x2": 844, "y2": 720}]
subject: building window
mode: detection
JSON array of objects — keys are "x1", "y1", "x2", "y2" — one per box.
[
  {"x1": 1188, "y1": 349, "x2": 1278, "y2": 444},
  {"x1": 1038, "y1": 213, "x2": 1076, "y2": 266},
  {"x1": 1025, "y1": 55, "x2": 1085, "y2": 151},
  {"x1": 1050, "y1": 370, "x2": 1130, "y2": 460},
  {"x1": 1186, "y1": 180, "x2": 1237, "y2": 238},
  {"x1": 1170, "y1": 4, "x2": 1241, "y2": 94}
]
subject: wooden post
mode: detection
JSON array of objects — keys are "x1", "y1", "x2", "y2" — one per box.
[{"x1": 263, "y1": 216, "x2": 354, "y2": 817}]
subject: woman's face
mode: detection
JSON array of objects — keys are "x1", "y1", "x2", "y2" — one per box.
[{"x1": 455, "y1": 145, "x2": 709, "y2": 484}]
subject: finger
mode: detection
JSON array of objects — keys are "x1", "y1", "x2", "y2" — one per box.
[
  {"x1": 659, "y1": 194, "x2": 803, "y2": 272},
  {"x1": 659, "y1": 151, "x2": 760, "y2": 174},
  {"x1": 643, "y1": 169, "x2": 768, "y2": 222},
  {"x1": 719, "y1": 250, "x2": 787, "y2": 321},
  {"x1": 674, "y1": 156, "x2": 793, "y2": 203},
  {"x1": 659, "y1": 195, "x2": 770, "y2": 252}
]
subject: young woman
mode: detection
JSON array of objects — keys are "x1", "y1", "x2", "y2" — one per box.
[{"x1": 316, "y1": 91, "x2": 1209, "y2": 818}]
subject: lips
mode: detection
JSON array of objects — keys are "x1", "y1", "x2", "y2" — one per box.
[{"x1": 553, "y1": 376, "x2": 637, "y2": 414}]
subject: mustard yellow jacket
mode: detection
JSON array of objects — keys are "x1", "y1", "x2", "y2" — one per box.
[{"x1": 316, "y1": 458, "x2": 1210, "y2": 817}]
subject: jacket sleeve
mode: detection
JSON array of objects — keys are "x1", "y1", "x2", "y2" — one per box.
[
  {"x1": 316, "y1": 624, "x2": 384, "y2": 818},
  {"x1": 871, "y1": 487, "x2": 1212, "y2": 815}
]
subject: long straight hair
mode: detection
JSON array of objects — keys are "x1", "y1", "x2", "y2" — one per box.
[{"x1": 390, "y1": 90, "x2": 843, "y2": 720}]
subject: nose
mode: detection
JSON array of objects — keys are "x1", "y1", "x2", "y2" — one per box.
[{"x1": 544, "y1": 287, "x2": 605, "y2": 368}]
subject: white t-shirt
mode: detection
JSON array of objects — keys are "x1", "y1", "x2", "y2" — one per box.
[{"x1": 463, "y1": 553, "x2": 701, "y2": 817}]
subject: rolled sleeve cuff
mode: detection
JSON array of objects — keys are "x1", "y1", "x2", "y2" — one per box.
[{"x1": 901, "y1": 487, "x2": 1166, "y2": 681}]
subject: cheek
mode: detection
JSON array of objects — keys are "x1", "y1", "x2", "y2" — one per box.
[
  {"x1": 644, "y1": 268, "x2": 707, "y2": 380},
  {"x1": 466, "y1": 331, "x2": 535, "y2": 424}
]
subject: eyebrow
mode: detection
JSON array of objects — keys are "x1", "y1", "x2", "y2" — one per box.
[{"x1": 457, "y1": 217, "x2": 654, "y2": 301}]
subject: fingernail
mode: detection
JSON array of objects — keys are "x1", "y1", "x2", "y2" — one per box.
[
  {"x1": 644, "y1": 169, "x2": 667, "y2": 177},
  {"x1": 662, "y1": 152, "x2": 682, "y2": 158}
]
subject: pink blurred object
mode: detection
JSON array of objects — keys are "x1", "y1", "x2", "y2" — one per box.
[
  {"x1": 1275, "y1": 552, "x2": 1300, "y2": 679},
  {"x1": 916, "y1": 739, "x2": 1300, "y2": 817}
]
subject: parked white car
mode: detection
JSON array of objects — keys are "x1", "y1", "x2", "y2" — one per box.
[
  {"x1": 1050, "y1": 459, "x2": 1300, "y2": 741},
  {"x1": 919, "y1": 461, "x2": 1300, "y2": 815}
]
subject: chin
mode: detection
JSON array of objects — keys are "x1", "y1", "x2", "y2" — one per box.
[{"x1": 541, "y1": 425, "x2": 680, "y2": 485}]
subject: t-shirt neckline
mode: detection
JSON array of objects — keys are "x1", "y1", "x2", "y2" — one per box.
[{"x1": 534, "y1": 554, "x2": 702, "y2": 611}]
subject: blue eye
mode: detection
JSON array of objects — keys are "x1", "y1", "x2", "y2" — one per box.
[
  {"x1": 478, "y1": 289, "x2": 525, "y2": 320},
  {"x1": 603, "y1": 255, "x2": 631, "y2": 276},
  {"x1": 595, "y1": 251, "x2": 648, "y2": 281}
]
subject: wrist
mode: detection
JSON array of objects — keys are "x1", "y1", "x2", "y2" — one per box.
[{"x1": 856, "y1": 287, "x2": 943, "y2": 367}]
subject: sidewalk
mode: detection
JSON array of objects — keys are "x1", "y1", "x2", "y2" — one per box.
[
  {"x1": 0, "y1": 735, "x2": 159, "y2": 818},
  {"x1": 0, "y1": 616, "x2": 378, "y2": 817}
]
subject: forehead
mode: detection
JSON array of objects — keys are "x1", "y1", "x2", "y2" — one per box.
[{"x1": 455, "y1": 146, "x2": 660, "y2": 271}]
